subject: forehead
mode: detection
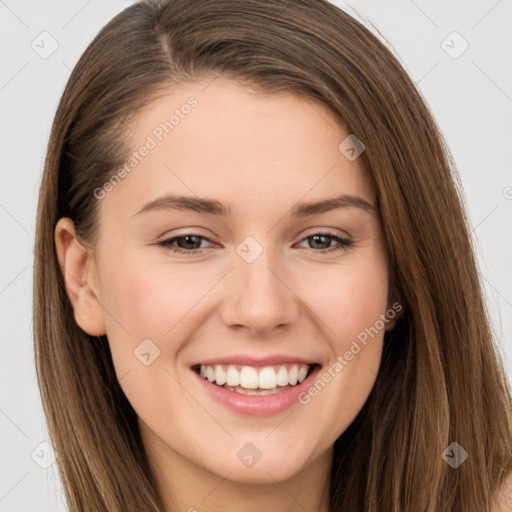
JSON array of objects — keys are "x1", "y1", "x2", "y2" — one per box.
[{"x1": 103, "y1": 78, "x2": 376, "y2": 220}]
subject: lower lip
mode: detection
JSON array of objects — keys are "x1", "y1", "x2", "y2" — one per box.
[{"x1": 192, "y1": 365, "x2": 321, "y2": 417}]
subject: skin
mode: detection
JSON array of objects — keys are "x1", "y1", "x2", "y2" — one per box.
[{"x1": 55, "y1": 78, "x2": 400, "y2": 512}]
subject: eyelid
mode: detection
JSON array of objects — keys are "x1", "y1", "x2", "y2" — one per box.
[
  {"x1": 158, "y1": 227, "x2": 217, "y2": 242},
  {"x1": 300, "y1": 226, "x2": 352, "y2": 239}
]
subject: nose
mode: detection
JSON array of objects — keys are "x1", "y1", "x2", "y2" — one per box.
[{"x1": 220, "y1": 241, "x2": 301, "y2": 336}]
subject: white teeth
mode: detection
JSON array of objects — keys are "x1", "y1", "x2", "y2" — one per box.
[
  {"x1": 206, "y1": 366, "x2": 215, "y2": 383},
  {"x1": 258, "y1": 366, "x2": 277, "y2": 389},
  {"x1": 276, "y1": 366, "x2": 289, "y2": 386},
  {"x1": 197, "y1": 363, "x2": 311, "y2": 390},
  {"x1": 226, "y1": 365, "x2": 240, "y2": 386},
  {"x1": 297, "y1": 365, "x2": 308, "y2": 383},
  {"x1": 215, "y1": 365, "x2": 227, "y2": 386},
  {"x1": 240, "y1": 366, "x2": 259, "y2": 389},
  {"x1": 288, "y1": 365, "x2": 298, "y2": 385}
]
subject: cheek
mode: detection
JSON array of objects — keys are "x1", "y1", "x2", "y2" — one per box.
[
  {"x1": 292, "y1": 268, "x2": 389, "y2": 444},
  {"x1": 96, "y1": 250, "x2": 183, "y2": 372},
  {"x1": 101, "y1": 251, "x2": 201, "y2": 338},
  {"x1": 98, "y1": 256, "x2": 196, "y2": 412},
  {"x1": 299, "y1": 258, "x2": 389, "y2": 346}
]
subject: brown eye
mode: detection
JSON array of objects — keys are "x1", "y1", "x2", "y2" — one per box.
[
  {"x1": 297, "y1": 232, "x2": 353, "y2": 254},
  {"x1": 159, "y1": 233, "x2": 213, "y2": 254}
]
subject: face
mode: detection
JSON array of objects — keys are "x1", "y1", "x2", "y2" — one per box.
[{"x1": 56, "y1": 78, "x2": 398, "y2": 489}]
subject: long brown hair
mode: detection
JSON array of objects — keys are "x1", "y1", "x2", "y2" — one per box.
[{"x1": 33, "y1": 0, "x2": 512, "y2": 510}]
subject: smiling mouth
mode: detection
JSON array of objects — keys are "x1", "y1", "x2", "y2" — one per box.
[{"x1": 191, "y1": 363, "x2": 320, "y2": 395}]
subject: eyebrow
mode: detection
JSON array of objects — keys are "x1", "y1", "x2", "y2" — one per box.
[{"x1": 133, "y1": 193, "x2": 375, "y2": 218}]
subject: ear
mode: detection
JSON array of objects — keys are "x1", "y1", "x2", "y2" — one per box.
[
  {"x1": 54, "y1": 218, "x2": 106, "y2": 336},
  {"x1": 385, "y1": 280, "x2": 405, "y2": 331}
]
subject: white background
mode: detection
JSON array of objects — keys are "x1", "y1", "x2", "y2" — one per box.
[{"x1": 1, "y1": 1, "x2": 511, "y2": 510}]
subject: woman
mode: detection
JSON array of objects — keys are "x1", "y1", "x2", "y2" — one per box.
[{"x1": 33, "y1": 0, "x2": 512, "y2": 510}]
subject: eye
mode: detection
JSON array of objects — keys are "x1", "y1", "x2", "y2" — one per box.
[
  {"x1": 295, "y1": 231, "x2": 353, "y2": 254},
  {"x1": 157, "y1": 230, "x2": 353, "y2": 255},
  {"x1": 158, "y1": 233, "x2": 214, "y2": 254}
]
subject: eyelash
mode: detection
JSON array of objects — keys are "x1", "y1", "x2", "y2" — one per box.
[{"x1": 158, "y1": 230, "x2": 353, "y2": 255}]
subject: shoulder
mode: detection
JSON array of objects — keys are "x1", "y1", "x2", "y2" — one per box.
[{"x1": 493, "y1": 474, "x2": 512, "y2": 512}]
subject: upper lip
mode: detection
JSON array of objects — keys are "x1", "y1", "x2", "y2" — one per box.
[{"x1": 191, "y1": 355, "x2": 320, "y2": 367}]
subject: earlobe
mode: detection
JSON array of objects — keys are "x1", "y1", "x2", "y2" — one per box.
[
  {"x1": 386, "y1": 299, "x2": 405, "y2": 330},
  {"x1": 385, "y1": 295, "x2": 404, "y2": 331},
  {"x1": 54, "y1": 218, "x2": 106, "y2": 336},
  {"x1": 385, "y1": 314, "x2": 399, "y2": 331}
]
